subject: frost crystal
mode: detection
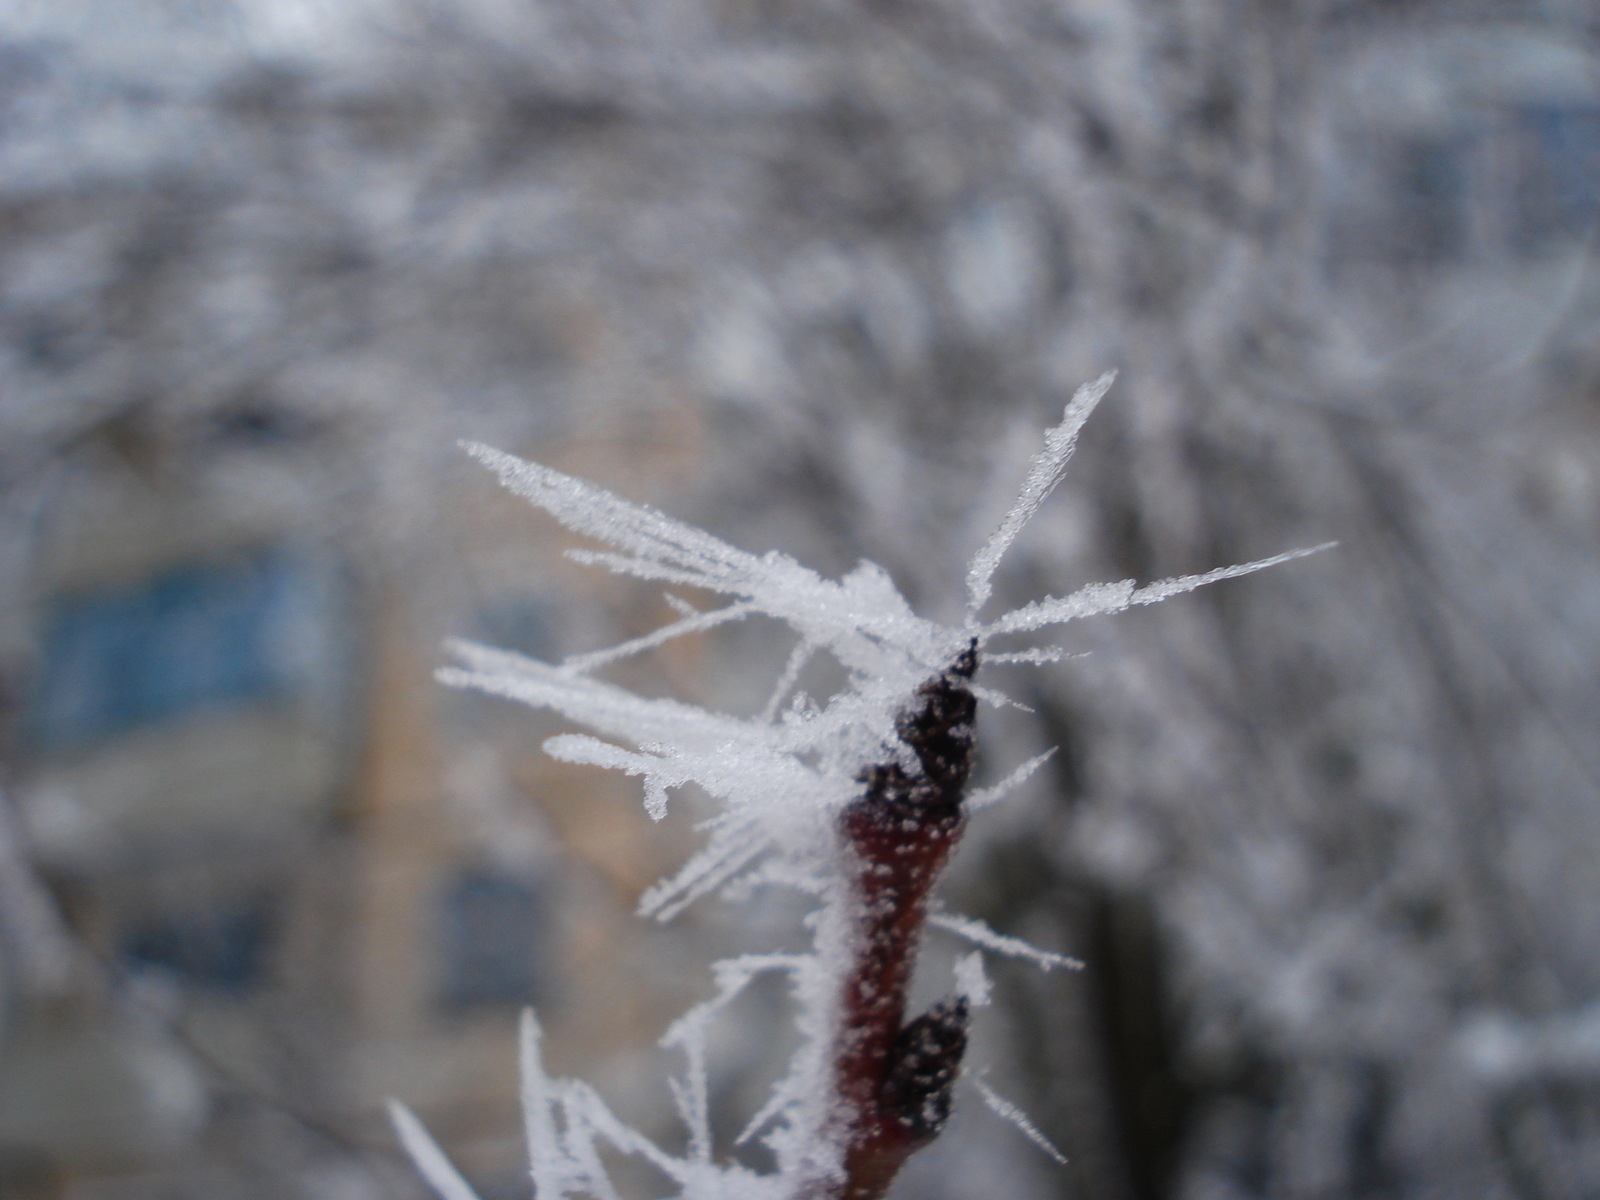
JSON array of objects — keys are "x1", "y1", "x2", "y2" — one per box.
[{"x1": 397, "y1": 382, "x2": 1328, "y2": 1200}]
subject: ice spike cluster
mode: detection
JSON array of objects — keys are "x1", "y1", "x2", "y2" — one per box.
[{"x1": 395, "y1": 374, "x2": 1330, "y2": 1200}]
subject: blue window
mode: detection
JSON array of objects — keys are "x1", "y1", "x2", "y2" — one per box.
[
  {"x1": 27, "y1": 552, "x2": 313, "y2": 754},
  {"x1": 1326, "y1": 132, "x2": 1475, "y2": 267},
  {"x1": 122, "y1": 896, "x2": 275, "y2": 994},
  {"x1": 1516, "y1": 105, "x2": 1600, "y2": 246},
  {"x1": 438, "y1": 870, "x2": 549, "y2": 1010},
  {"x1": 472, "y1": 596, "x2": 558, "y2": 662},
  {"x1": 1392, "y1": 136, "x2": 1470, "y2": 262}
]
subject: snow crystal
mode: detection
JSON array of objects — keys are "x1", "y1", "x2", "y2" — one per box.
[
  {"x1": 389, "y1": 1101, "x2": 484, "y2": 1200},
  {"x1": 966, "y1": 748, "x2": 1057, "y2": 812},
  {"x1": 930, "y1": 912, "x2": 1084, "y2": 972},
  {"x1": 954, "y1": 952, "x2": 993, "y2": 1008},
  {"x1": 965, "y1": 371, "x2": 1116, "y2": 617},
  {"x1": 971, "y1": 1078, "x2": 1069, "y2": 1165}
]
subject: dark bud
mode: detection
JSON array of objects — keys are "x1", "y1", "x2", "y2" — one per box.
[
  {"x1": 849, "y1": 642, "x2": 980, "y2": 831},
  {"x1": 879, "y1": 995, "x2": 970, "y2": 1144},
  {"x1": 894, "y1": 640, "x2": 978, "y2": 796}
]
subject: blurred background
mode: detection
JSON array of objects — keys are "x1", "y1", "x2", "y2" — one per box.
[{"x1": 1, "y1": 1, "x2": 1598, "y2": 1198}]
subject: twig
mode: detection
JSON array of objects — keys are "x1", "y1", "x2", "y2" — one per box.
[{"x1": 815, "y1": 643, "x2": 979, "y2": 1200}]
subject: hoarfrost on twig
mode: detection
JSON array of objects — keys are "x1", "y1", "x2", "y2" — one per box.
[{"x1": 394, "y1": 381, "x2": 1329, "y2": 1199}]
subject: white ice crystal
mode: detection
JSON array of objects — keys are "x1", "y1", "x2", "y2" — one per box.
[{"x1": 397, "y1": 377, "x2": 1330, "y2": 1199}]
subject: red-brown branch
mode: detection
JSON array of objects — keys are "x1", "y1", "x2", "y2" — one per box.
[{"x1": 819, "y1": 644, "x2": 979, "y2": 1200}]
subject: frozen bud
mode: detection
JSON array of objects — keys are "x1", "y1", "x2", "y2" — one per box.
[
  {"x1": 894, "y1": 640, "x2": 978, "y2": 795},
  {"x1": 880, "y1": 995, "x2": 970, "y2": 1144},
  {"x1": 849, "y1": 643, "x2": 979, "y2": 840}
]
